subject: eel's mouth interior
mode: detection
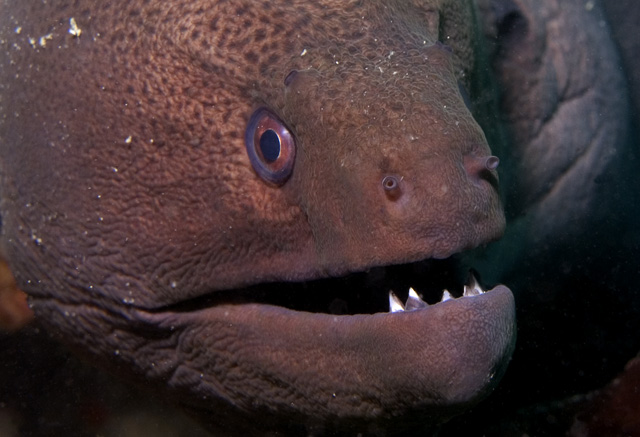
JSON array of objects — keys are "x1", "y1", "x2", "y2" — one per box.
[{"x1": 163, "y1": 257, "x2": 482, "y2": 315}]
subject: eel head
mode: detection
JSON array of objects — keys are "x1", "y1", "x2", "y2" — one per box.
[{"x1": 0, "y1": 0, "x2": 515, "y2": 434}]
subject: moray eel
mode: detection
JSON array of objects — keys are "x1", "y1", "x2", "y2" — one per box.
[{"x1": 0, "y1": 0, "x2": 515, "y2": 434}]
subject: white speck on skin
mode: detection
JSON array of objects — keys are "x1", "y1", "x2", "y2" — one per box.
[
  {"x1": 14, "y1": 26, "x2": 21, "y2": 34},
  {"x1": 69, "y1": 17, "x2": 82, "y2": 37},
  {"x1": 300, "y1": 48, "x2": 307, "y2": 56},
  {"x1": 38, "y1": 33, "x2": 53, "y2": 47},
  {"x1": 125, "y1": 135, "x2": 132, "y2": 144},
  {"x1": 30, "y1": 231, "x2": 42, "y2": 246}
]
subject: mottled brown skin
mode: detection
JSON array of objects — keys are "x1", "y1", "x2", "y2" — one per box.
[{"x1": 0, "y1": 0, "x2": 515, "y2": 434}]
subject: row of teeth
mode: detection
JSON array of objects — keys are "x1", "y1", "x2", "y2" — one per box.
[{"x1": 388, "y1": 274, "x2": 486, "y2": 313}]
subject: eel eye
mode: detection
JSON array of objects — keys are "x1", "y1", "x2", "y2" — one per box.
[{"x1": 245, "y1": 108, "x2": 296, "y2": 185}]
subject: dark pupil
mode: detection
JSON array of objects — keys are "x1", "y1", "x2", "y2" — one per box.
[{"x1": 259, "y1": 129, "x2": 281, "y2": 163}]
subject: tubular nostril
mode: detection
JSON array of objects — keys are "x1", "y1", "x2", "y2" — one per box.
[
  {"x1": 464, "y1": 154, "x2": 500, "y2": 188},
  {"x1": 382, "y1": 175, "x2": 403, "y2": 201},
  {"x1": 485, "y1": 156, "x2": 500, "y2": 171}
]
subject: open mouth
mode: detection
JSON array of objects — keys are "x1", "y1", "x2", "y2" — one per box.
[{"x1": 159, "y1": 257, "x2": 484, "y2": 316}]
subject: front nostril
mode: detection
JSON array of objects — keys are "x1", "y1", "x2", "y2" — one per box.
[
  {"x1": 464, "y1": 154, "x2": 500, "y2": 187},
  {"x1": 485, "y1": 156, "x2": 500, "y2": 171}
]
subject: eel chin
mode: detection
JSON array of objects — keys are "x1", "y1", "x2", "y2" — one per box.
[{"x1": 136, "y1": 260, "x2": 516, "y2": 434}]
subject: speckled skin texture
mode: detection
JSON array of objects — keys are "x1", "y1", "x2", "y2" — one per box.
[{"x1": 0, "y1": 1, "x2": 515, "y2": 434}]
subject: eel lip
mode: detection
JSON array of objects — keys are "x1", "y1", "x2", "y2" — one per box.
[{"x1": 140, "y1": 280, "x2": 516, "y2": 430}]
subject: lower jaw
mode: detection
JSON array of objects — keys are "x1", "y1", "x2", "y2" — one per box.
[{"x1": 136, "y1": 259, "x2": 516, "y2": 433}]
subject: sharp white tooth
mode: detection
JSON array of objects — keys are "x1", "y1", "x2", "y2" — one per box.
[
  {"x1": 389, "y1": 291, "x2": 405, "y2": 313},
  {"x1": 463, "y1": 284, "x2": 478, "y2": 297},
  {"x1": 463, "y1": 272, "x2": 485, "y2": 296},
  {"x1": 405, "y1": 287, "x2": 428, "y2": 311},
  {"x1": 441, "y1": 289, "x2": 453, "y2": 302}
]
